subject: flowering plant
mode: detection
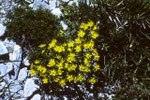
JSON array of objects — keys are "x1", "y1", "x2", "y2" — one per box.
[{"x1": 29, "y1": 21, "x2": 100, "y2": 87}]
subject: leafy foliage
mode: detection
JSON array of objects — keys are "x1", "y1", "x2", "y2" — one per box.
[
  {"x1": 3, "y1": 6, "x2": 62, "y2": 53},
  {"x1": 29, "y1": 21, "x2": 101, "y2": 97},
  {"x1": 60, "y1": 0, "x2": 150, "y2": 99}
]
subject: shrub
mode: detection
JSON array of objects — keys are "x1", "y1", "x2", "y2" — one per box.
[
  {"x1": 3, "y1": 6, "x2": 62, "y2": 52},
  {"x1": 29, "y1": 21, "x2": 101, "y2": 95}
]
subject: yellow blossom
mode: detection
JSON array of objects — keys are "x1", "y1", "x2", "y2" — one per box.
[
  {"x1": 48, "y1": 39, "x2": 57, "y2": 49},
  {"x1": 93, "y1": 25, "x2": 97, "y2": 30},
  {"x1": 58, "y1": 69, "x2": 64, "y2": 75},
  {"x1": 89, "y1": 40, "x2": 95, "y2": 48},
  {"x1": 94, "y1": 64, "x2": 100, "y2": 71},
  {"x1": 65, "y1": 63, "x2": 69, "y2": 69},
  {"x1": 34, "y1": 60, "x2": 40, "y2": 64},
  {"x1": 57, "y1": 59, "x2": 64, "y2": 69},
  {"x1": 37, "y1": 65, "x2": 42, "y2": 71},
  {"x1": 94, "y1": 54, "x2": 100, "y2": 61},
  {"x1": 59, "y1": 79, "x2": 66, "y2": 87},
  {"x1": 85, "y1": 53, "x2": 92, "y2": 59},
  {"x1": 75, "y1": 45, "x2": 82, "y2": 52},
  {"x1": 91, "y1": 30, "x2": 95, "y2": 35},
  {"x1": 50, "y1": 70, "x2": 57, "y2": 76},
  {"x1": 91, "y1": 33, "x2": 99, "y2": 39},
  {"x1": 74, "y1": 76, "x2": 78, "y2": 82},
  {"x1": 79, "y1": 65, "x2": 90, "y2": 72},
  {"x1": 42, "y1": 78, "x2": 48, "y2": 84},
  {"x1": 42, "y1": 67, "x2": 47, "y2": 74},
  {"x1": 68, "y1": 41, "x2": 74, "y2": 47},
  {"x1": 30, "y1": 69, "x2": 36, "y2": 76},
  {"x1": 77, "y1": 74, "x2": 84, "y2": 82},
  {"x1": 83, "y1": 43, "x2": 90, "y2": 50},
  {"x1": 78, "y1": 30, "x2": 85, "y2": 38},
  {"x1": 87, "y1": 21, "x2": 94, "y2": 27},
  {"x1": 68, "y1": 47, "x2": 72, "y2": 52},
  {"x1": 75, "y1": 38, "x2": 82, "y2": 44},
  {"x1": 56, "y1": 55, "x2": 61, "y2": 60},
  {"x1": 47, "y1": 59, "x2": 55, "y2": 67},
  {"x1": 84, "y1": 58, "x2": 91, "y2": 67},
  {"x1": 71, "y1": 64, "x2": 77, "y2": 71},
  {"x1": 54, "y1": 45, "x2": 65, "y2": 53},
  {"x1": 67, "y1": 75, "x2": 73, "y2": 82},
  {"x1": 80, "y1": 23, "x2": 88, "y2": 30},
  {"x1": 54, "y1": 78, "x2": 60, "y2": 82},
  {"x1": 38, "y1": 44, "x2": 46, "y2": 48},
  {"x1": 89, "y1": 77, "x2": 96, "y2": 84},
  {"x1": 67, "y1": 53, "x2": 75, "y2": 63},
  {"x1": 63, "y1": 43, "x2": 67, "y2": 47}
]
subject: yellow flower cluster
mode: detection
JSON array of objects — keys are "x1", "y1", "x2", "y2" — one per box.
[{"x1": 30, "y1": 21, "x2": 100, "y2": 87}]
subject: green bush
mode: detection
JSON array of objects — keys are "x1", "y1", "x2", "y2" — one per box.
[{"x1": 3, "y1": 6, "x2": 62, "y2": 52}]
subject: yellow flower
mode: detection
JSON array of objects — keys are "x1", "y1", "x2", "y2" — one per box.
[
  {"x1": 79, "y1": 65, "x2": 90, "y2": 72},
  {"x1": 91, "y1": 30, "x2": 95, "y2": 35},
  {"x1": 68, "y1": 41, "x2": 74, "y2": 47},
  {"x1": 30, "y1": 69, "x2": 36, "y2": 76},
  {"x1": 91, "y1": 33, "x2": 99, "y2": 39},
  {"x1": 84, "y1": 58, "x2": 90, "y2": 67},
  {"x1": 58, "y1": 69, "x2": 64, "y2": 75},
  {"x1": 74, "y1": 76, "x2": 78, "y2": 82},
  {"x1": 47, "y1": 59, "x2": 55, "y2": 67},
  {"x1": 42, "y1": 78, "x2": 48, "y2": 84},
  {"x1": 67, "y1": 57, "x2": 75, "y2": 63},
  {"x1": 89, "y1": 77, "x2": 96, "y2": 84},
  {"x1": 85, "y1": 53, "x2": 92, "y2": 59},
  {"x1": 38, "y1": 44, "x2": 46, "y2": 48},
  {"x1": 94, "y1": 64, "x2": 100, "y2": 71},
  {"x1": 57, "y1": 63, "x2": 63, "y2": 69},
  {"x1": 65, "y1": 63, "x2": 69, "y2": 69},
  {"x1": 56, "y1": 55, "x2": 61, "y2": 60},
  {"x1": 54, "y1": 45, "x2": 65, "y2": 53},
  {"x1": 54, "y1": 78, "x2": 60, "y2": 82},
  {"x1": 37, "y1": 65, "x2": 42, "y2": 71},
  {"x1": 67, "y1": 75, "x2": 73, "y2": 82},
  {"x1": 57, "y1": 59, "x2": 64, "y2": 69},
  {"x1": 94, "y1": 54, "x2": 100, "y2": 61},
  {"x1": 34, "y1": 60, "x2": 40, "y2": 64},
  {"x1": 83, "y1": 43, "x2": 90, "y2": 50},
  {"x1": 59, "y1": 79, "x2": 66, "y2": 87},
  {"x1": 42, "y1": 67, "x2": 47, "y2": 74},
  {"x1": 71, "y1": 64, "x2": 77, "y2": 71},
  {"x1": 75, "y1": 38, "x2": 82, "y2": 44},
  {"x1": 87, "y1": 21, "x2": 94, "y2": 27},
  {"x1": 77, "y1": 30, "x2": 85, "y2": 38},
  {"x1": 93, "y1": 25, "x2": 97, "y2": 30},
  {"x1": 80, "y1": 23, "x2": 88, "y2": 30},
  {"x1": 50, "y1": 69, "x2": 57, "y2": 76},
  {"x1": 48, "y1": 39, "x2": 57, "y2": 49},
  {"x1": 89, "y1": 40, "x2": 95, "y2": 48},
  {"x1": 75, "y1": 45, "x2": 81, "y2": 52},
  {"x1": 63, "y1": 43, "x2": 67, "y2": 47},
  {"x1": 67, "y1": 53, "x2": 75, "y2": 63},
  {"x1": 68, "y1": 53, "x2": 75, "y2": 57},
  {"x1": 77, "y1": 74, "x2": 84, "y2": 82},
  {"x1": 67, "y1": 47, "x2": 72, "y2": 52}
]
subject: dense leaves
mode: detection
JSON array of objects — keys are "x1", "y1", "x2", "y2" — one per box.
[
  {"x1": 60, "y1": 0, "x2": 150, "y2": 99},
  {"x1": 3, "y1": 6, "x2": 62, "y2": 53}
]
